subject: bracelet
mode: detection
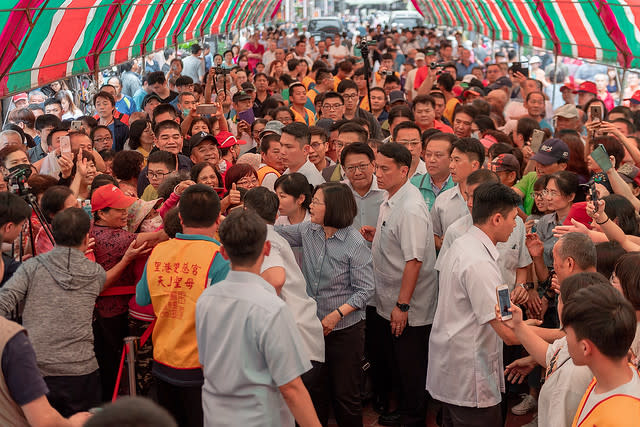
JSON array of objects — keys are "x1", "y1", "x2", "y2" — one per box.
[
  {"x1": 336, "y1": 308, "x2": 344, "y2": 318},
  {"x1": 596, "y1": 217, "x2": 610, "y2": 225}
]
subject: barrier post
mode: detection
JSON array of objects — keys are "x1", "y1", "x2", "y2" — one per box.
[{"x1": 124, "y1": 336, "x2": 137, "y2": 397}]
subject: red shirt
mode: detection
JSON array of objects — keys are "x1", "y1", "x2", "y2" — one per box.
[
  {"x1": 243, "y1": 42, "x2": 265, "y2": 72},
  {"x1": 434, "y1": 120, "x2": 454, "y2": 134}
]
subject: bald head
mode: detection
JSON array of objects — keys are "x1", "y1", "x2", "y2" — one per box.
[{"x1": 486, "y1": 90, "x2": 508, "y2": 114}]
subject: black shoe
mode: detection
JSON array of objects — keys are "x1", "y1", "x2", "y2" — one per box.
[
  {"x1": 372, "y1": 395, "x2": 389, "y2": 415},
  {"x1": 378, "y1": 411, "x2": 402, "y2": 427}
]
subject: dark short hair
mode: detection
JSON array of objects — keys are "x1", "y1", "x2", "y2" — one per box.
[
  {"x1": 337, "y1": 79, "x2": 358, "y2": 93},
  {"x1": 314, "y1": 183, "x2": 357, "y2": 229},
  {"x1": 153, "y1": 105, "x2": 178, "y2": 123},
  {"x1": 112, "y1": 150, "x2": 144, "y2": 182},
  {"x1": 260, "y1": 133, "x2": 281, "y2": 154},
  {"x1": 323, "y1": 91, "x2": 344, "y2": 105},
  {"x1": 595, "y1": 241, "x2": 625, "y2": 280},
  {"x1": 35, "y1": 114, "x2": 62, "y2": 132},
  {"x1": 244, "y1": 187, "x2": 280, "y2": 224},
  {"x1": 179, "y1": 184, "x2": 221, "y2": 228},
  {"x1": 338, "y1": 122, "x2": 368, "y2": 143},
  {"x1": 148, "y1": 150, "x2": 177, "y2": 171},
  {"x1": 471, "y1": 182, "x2": 520, "y2": 225},
  {"x1": 560, "y1": 272, "x2": 610, "y2": 304},
  {"x1": 452, "y1": 137, "x2": 485, "y2": 166},
  {"x1": 163, "y1": 207, "x2": 182, "y2": 238},
  {"x1": 547, "y1": 171, "x2": 578, "y2": 198},
  {"x1": 41, "y1": 185, "x2": 74, "y2": 221},
  {"x1": 453, "y1": 104, "x2": 478, "y2": 122},
  {"x1": 44, "y1": 98, "x2": 62, "y2": 108},
  {"x1": 274, "y1": 173, "x2": 312, "y2": 210},
  {"x1": 93, "y1": 91, "x2": 115, "y2": 107},
  {"x1": 52, "y1": 207, "x2": 90, "y2": 247},
  {"x1": 614, "y1": 252, "x2": 640, "y2": 311},
  {"x1": 341, "y1": 142, "x2": 375, "y2": 165},
  {"x1": 84, "y1": 396, "x2": 177, "y2": 427},
  {"x1": 426, "y1": 132, "x2": 458, "y2": 152},
  {"x1": 590, "y1": 136, "x2": 626, "y2": 171},
  {"x1": 282, "y1": 122, "x2": 311, "y2": 147},
  {"x1": 309, "y1": 125, "x2": 328, "y2": 141},
  {"x1": 556, "y1": 232, "x2": 597, "y2": 271},
  {"x1": 412, "y1": 95, "x2": 435, "y2": 109},
  {"x1": 388, "y1": 105, "x2": 414, "y2": 126},
  {"x1": 392, "y1": 121, "x2": 421, "y2": 142},
  {"x1": 219, "y1": 209, "x2": 267, "y2": 267},
  {"x1": 466, "y1": 169, "x2": 500, "y2": 187},
  {"x1": 147, "y1": 71, "x2": 166, "y2": 86},
  {"x1": 377, "y1": 143, "x2": 412, "y2": 169},
  {"x1": 561, "y1": 280, "x2": 637, "y2": 359},
  {"x1": 0, "y1": 192, "x2": 31, "y2": 228}
]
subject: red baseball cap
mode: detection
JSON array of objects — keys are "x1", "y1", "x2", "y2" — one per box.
[
  {"x1": 215, "y1": 131, "x2": 247, "y2": 149},
  {"x1": 12, "y1": 93, "x2": 27, "y2": 103},
  {"x1": 573, "y1": 81, "x2": 597, "y2": 95},
  {"x1": 624, "y1": 90, "x2": 640, "y2": 105},
  {"x1": 91, "y1": 184, "x2": 137, "y2": 212},
  {"x1": 559, "y1": 82, "x2": 576, "y2": 93}
]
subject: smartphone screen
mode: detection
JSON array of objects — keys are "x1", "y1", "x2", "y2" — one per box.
[
  {"x1": 71, "y1": 120, "x2": 83, "y2": 130},
  {"x1": 59, "y1": 135, "x2": 71, "y2": 154},
  {"x1": 530, "y1": 129, "x2": 545, "y2": 153},
  {"x1": 590, "y1": 144, "x2": 613, "y2": 172},
  {"x1": 590, "y1": 105, "x2": 603, "y2": 122},
  {"x1": 196, "y1": 104, "x2": 217, "y2": 115},
  {"x1": 237, "y1": 109, "x2": 255, "y2": 125},
  {"x1": 497, "y1": 287, "x2": 512, "y2": 319}
]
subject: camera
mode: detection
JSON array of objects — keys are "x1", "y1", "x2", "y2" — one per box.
[
  {"x1": 430, "y1": 62, "x2": 445, "y2": 70},
  {"x1": 213, "y1": 67, "x2": 231, "y2": 75},
  {"x1": 4, "y1": 164, "x2": 33, "y2": 196},
  {"x1": 380, "y1": 70, "x2": 394, "y2": 76}
]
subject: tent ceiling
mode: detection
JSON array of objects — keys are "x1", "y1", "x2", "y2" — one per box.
[
  {"x1": 0, "y1": 0, "x2": 280, "y2": 97},
  {"x1": 412, "y1": 0, "x2": 640, "y2": 69}
]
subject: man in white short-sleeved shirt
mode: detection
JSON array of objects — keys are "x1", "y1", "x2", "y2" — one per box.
[
  {"x1": 428, "y1": 182, "x2": 520, "y2": 426},
  {"x1": 361, "y1": 143, "x2": 437, "y2": 426},
  {"x1": 281, "y1": 123, "x2": 325, "y2": 187}
]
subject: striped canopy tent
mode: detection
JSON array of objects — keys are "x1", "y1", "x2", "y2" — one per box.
[
  {"x1": 412, "y1": 0, "x2": 640, "y2": 69},
  {"x1": 0, "y1": 0, "x2": 281, "y2": 98}
]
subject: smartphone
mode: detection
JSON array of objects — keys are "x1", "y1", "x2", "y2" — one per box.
[
  {"x1": 59, "y1": 135, "x2": 71, "y2": 155},
  {"x1": 530, "y1": 129, "x2": 545, "y2": 153},
  {"x1": 237, "y1": 108, "x2": 255, "y2": 125},
  {"x1": 71, "y1": 120, "x2": 83, "y2": 131},
  {"x1": 512, "y1": 61, "x2": 529, "y2": 78},
  {"x1": 590, "y1": 144, "x2": 613, "y2": 172},
  {"x1": 497, "y1": 285, "x2": 512, "y2": 320},
  {"x1": 590, "y1": 182, "x2": 599, "y2": 212},
  {"x1": 589, "y1": 104, "x2": 603, "y2": 122},
  {"x1": 196, "y1": 104, "x2": 217, "y2": 115}
]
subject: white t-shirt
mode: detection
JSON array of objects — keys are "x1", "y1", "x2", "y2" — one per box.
[
  {"x1": 262, "y1": 226, "x2": 325, "y2": 363},
  {"x1": 328, "y1": 45, "x2": 349, "y2": 64},
  {"x1": 538, "y1": 336, "x2": 593, "y2": 427}
]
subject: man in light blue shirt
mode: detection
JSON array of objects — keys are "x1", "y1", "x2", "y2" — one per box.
[{"x1": 196, "y1": 209, "x2": 321, "y2": 427}]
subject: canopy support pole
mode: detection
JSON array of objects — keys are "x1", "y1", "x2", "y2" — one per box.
[
  {"x1": 551, "y1": 52, "x2": 558, "y2": 108},
  {"x1": 620, "y1": 68, "x2": 628, "y2": 107}
]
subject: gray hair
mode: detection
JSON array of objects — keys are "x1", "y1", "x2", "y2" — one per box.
[{"x1": 557, "y1": 232, "x2": 597, "y2": 270}]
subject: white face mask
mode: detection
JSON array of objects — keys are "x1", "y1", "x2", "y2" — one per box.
[{"x1": 471, "y1": 131, "x2": 481, "y2": 140}]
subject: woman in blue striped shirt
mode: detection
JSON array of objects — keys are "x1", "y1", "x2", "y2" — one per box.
[{"x1": 275, "y1": 182, "x2": 375, "y2": 427}]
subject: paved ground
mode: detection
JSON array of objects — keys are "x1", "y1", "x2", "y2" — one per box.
[{"x1": 328, "y1": 395, "x2": 537, "y2": 427}]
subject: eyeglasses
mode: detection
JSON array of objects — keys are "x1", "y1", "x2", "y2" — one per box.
[
  {"x1": 236, "y1": 176, "x2": 258, "y2": 187},
  {"x1": 310, "y1": 142, "x2": 325, "y2": 149},
  {"x1": 147, "y1": 171, "x2": 170, "y2": 179},
  {"x1": 310, "y1": 198, "x2": 325, "y2": 205},
  {"x1": 397, "y1": 139, "x2": 421, "y2": 147},
  {"x1": 94, "y1": 136, "x2": 113, "y2": 143},
  {"x1": 533, "y1": 191, "x2": 545, "y2": 199},
  {"x1": 323, "y1": 103, "x2": 343, "y2": 110},
  {"x1": 345, "y1": 163, "x2": 371, "y2": 173},
  {"x1": 342, "y1": 94, "x2": 358, "y2": 99},
  {"x1": 542, "y1": 189, "x2": 561, "y2": 197}
]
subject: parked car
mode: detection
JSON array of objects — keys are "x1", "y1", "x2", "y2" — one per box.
[
  {"x1": 387, "y1": 11, "x2": 424, "y2": 30},
  {"x1": 308, "y1": 17, "x2": 345, "y2": 41}
]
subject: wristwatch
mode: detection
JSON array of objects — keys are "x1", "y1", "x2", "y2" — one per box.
[
  {"x1": 518, "y1": 282, "x2": 535, "y2": 290},
  {"x1": 396, "y1": 302, "x2": 410, "y2": 312}
]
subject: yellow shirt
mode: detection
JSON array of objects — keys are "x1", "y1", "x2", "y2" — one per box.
[
  {"x1": 444, "y1": 97, "x2": 460, "y2": 124},
  {"x1": 291, "y1": 107, "x2": 316, "y2": 126}
]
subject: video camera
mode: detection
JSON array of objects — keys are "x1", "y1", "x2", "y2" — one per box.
[
  {"x1": 4, "y1": 164, "x2": 33, "y2": 197},
  {"x1": 430, "y1": 62, "x2": 446, "y2": 70}
]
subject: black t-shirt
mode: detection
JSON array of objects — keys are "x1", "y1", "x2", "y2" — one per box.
[
  {"x1": 160, "y1": 90, "x2": 178, "y2": 104},
  {"x1": 1, "y1": 331, "x2": 48, "y2": 406},
  {"x1": 1, "y1": 253, "x2": 20, "y2": 287}
]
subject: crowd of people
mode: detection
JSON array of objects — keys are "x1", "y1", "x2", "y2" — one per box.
[{"x1": 1, "y1": 22, "x2": 640, "y2": 427}]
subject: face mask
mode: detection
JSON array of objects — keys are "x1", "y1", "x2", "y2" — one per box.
[
  {"x1": 471, "y1": 131, "x2": 480, "y2": 139},
  {"x1": 182, "y1": 108, "x2": 190, "y2": 117}
]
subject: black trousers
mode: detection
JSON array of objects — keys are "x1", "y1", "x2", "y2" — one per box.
[
  {"x1": 93, "y1": 311, "x2": 129, "y2": 401},
  {"x1": 44, "y1": 370, "x2": 101, "y2": 417},
  {"x1": 156, "y1": 377, "x2": 203, "y2": 427},
  {"x1": 372, "y1": 312, "x2": 429, "y2": 426},
  {"x1": 315, "y1": 320, "x2": 365, "y2": 427},
  {"x1": 365, "y1": 305, "x2": 387, "y2": 401},
  {"x1": 441, "y1": 401, "x2": 502, "y2": 427}
]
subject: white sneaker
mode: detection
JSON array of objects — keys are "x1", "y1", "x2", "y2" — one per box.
[
  {"x1": 521, "y1": 414, "x2": 538, "y2": 427},
  {"x1": 511, "y1": 394, "x2": 537, "y2": 415}
]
